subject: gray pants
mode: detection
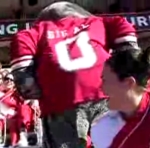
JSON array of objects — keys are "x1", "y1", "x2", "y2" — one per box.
[{"x1": 42, "y1": 99, "x2": 108, "y2": 148}]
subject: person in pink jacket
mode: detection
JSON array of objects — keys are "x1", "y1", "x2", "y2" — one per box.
[{"x1": 91, "y1": 46, "x2": 150, "y2": 148}]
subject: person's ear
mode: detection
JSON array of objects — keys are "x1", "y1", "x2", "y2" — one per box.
[{"x1": 124, "y1": 76, "x2": 136, "y2": 88}]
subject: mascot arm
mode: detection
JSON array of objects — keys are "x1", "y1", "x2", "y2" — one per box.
[
  {"x1": 10, "y1": 23, "x2": 42, "y2": 100},
  {"x1": 104, "y1": 16, "x2": 138, "y2": 50}
]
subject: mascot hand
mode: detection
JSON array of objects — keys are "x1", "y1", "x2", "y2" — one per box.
[
  {"x1": 12, "y1": 66, "x2": 42, "y2": 100},
  {"x1": 19, "y1": 77, "x2": 41, "y2": 100}
]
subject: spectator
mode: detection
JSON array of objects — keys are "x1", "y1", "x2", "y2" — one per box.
[
  {"x1": 91, "y1": 47, "x2": 150, "y2": 148},
  {"x1": 3, "y1": 73, "x2": 14, "y2": 92},
  {"x1": 1, "y1": 70, "x2": 10, "y2": 80}
]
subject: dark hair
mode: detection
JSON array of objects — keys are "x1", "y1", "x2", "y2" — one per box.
[{"x1": 107, "y1": 46, "x2": 150, "y2": 86}]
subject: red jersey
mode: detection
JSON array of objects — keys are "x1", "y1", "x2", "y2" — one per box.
[
  {"x1": 91, "y1": 92, "x2": 150, "y2": 148},
  {"x1": 1, "y1": 90, "x2": 22, "y2": 114},
  {"x1": 10, "y1": 16, "x2": 136, "y2": 115},
  {"x1": 0, "y1": 90, "x2": 20, "y2": 117}
]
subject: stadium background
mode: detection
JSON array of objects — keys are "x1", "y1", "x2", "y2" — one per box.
[{"x1": 0, "y1": 0, "x2": 150, "y2": 67}]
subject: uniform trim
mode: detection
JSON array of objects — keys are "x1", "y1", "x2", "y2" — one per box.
[
  {"x1": 11, "y1": 59, "x2": 34, "y2": 71},
  {"x1": 114, "y1": 35, "x2": 137, "y2": 44},
  {"x1": 11, "y1": 55, "x2": 33, "y2": 65}
]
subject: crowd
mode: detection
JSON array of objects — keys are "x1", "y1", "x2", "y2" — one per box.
[{"x1": 0, "y1": 64, "x2": 40, "y2": 147}]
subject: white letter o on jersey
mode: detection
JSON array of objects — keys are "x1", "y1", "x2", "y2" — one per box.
[{"x1": 55, "y1": 31, "x2": 97, "y2": 71}]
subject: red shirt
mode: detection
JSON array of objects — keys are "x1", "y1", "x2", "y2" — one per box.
[
  {"x1": 91, "y1": 92, "x2": 150, "y2": 148},
  {"x1": 1, "y1": 90, "x2": 22, "y2": 110},
  {"x1": 11, "y1": 16, "x2": 136, "y2": 115}
]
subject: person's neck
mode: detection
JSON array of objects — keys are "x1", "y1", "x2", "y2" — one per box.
[{"x1": 121, "y1": 93, "x2": 143, "y2": 118}]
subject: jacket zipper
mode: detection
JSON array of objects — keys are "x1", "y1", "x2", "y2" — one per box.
[{"x1": 118, "y1": 102, "x2": 150, "y2": 148}]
